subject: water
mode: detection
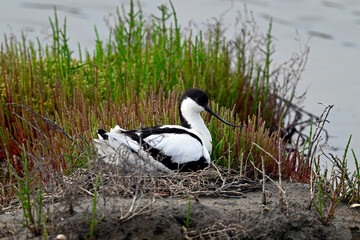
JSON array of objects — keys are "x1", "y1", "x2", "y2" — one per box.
[{"x1": 1, "y1": 0, "x2": 359, "y2": 169}]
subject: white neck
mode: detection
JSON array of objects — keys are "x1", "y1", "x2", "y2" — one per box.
[{"x1": 180, "y1": 98, "x2": 212, "y2": 153}]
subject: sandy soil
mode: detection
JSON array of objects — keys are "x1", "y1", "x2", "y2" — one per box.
[{"x1": 1, "y1": 178, "x2": 360, "y2": 240}]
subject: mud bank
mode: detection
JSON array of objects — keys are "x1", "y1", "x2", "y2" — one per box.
[{"x1": 1, "y1": 179, "x2": 360, "y2": 240}]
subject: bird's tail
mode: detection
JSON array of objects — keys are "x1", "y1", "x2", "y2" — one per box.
[{"x1": 93, "y1": 126, "x2": 171, "y2": 173}]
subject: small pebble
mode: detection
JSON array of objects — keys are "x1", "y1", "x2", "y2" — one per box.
[
  {"x1": 350, "y1": 203, "x2": 360, "y2": 209},
  {"x1": 56, "y1": 234, "x2": 67, "y2": 240}
]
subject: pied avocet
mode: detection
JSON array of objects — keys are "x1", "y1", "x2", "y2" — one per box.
[{"x1": 93, "y1": 88, "x2": 240, "y2": 172}]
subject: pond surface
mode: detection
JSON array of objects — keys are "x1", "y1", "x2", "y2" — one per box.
[{"x1": 1, "y1": 0, "x2": 359, "y2": 169}]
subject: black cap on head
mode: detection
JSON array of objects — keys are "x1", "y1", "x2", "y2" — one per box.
[
  {"x1": 179, "y1": 88, "x2": 241, "y2": 128},
  {"x1": 97, "y1": 129, "x2": 108, "y2": 140},
  {"x1": 180, "y1": 88, "x2": 209, "y2": 107}
]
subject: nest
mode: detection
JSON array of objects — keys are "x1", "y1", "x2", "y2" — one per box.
[{"x1": 61, "y1": 161, "x2": 260, "y2": 200}]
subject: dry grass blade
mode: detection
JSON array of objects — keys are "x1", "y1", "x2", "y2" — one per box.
[{"x1": 187, "y1": 221, "x2": 243, "y2": 240}]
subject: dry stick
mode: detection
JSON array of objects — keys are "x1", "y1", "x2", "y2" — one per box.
[
  {"x1": 251, "y1": 142, "x2": 289, "y2": 214},
  {"x1": 79, "y1": 186, "x2": 95, "y2": 197},
  {"x1": 227, "y1": 143, "x2": 231, "y2": 178},
  {"x1": 307, "y1": 104, "x2": 334, "y2": 210},
  {"x1": 74, "y1": 133, "x2": 91, "y2": 150},
  {"x1": 276, "y1": 95, "x2": 319, "y2": 123},
  {"x1": 7, "y1": 103, "x2": 75, "y2": 142},
  {"x1": 249, "y1": 163, "x2": 285, "y2": 193},
  {"x1": 239, "y1": 152, "x2": 244, "y2": 180},
  {"x1": 327, "y1": 152, "x2": 352, "y2": 184},
  {"x1": 211, "y1": 162, "x2": 227, "y2": 190},
  {"x1": 118, "y1": 173, "x2": 156, "y2": 222},
  {"x1": 278, "y1": 138, "x2": 283, "y2": 212},
  {"x1": 261, "y1": 156, "x2": 266, "y2": 205},
  {"x1": 6, "y1": 103, "x2": 88, "y2": 153},
  {"x1": 182, "y1": 226, "x2": 190, "y2": 240},
  {"x1": 12, "y1": 112, "x2": 50, "y2": 152},
  {"x1": 309, "y1": 156, "x2": 315, "y2": 211},
  {"x1": 196, "y1": 225, "x2": 239, "y2": 239},
  {"x1": 308, "y1": 104, "x2": 333, "y2": 161},
  {"x1": 321, "y1": 147, "x2": 353, "y2": 203},
  {"x1": 349, "y1": 212, "x2": 359, "y2": 230},
  {"x1": 243, "y1": 145, "x2": 253, "y2": 179},
  {"x1": 251, "y1": 143, "x2": 278, "y2": 168},
  {"x1": 250, "y1": 161, "x2": 289, "y2": 209}
]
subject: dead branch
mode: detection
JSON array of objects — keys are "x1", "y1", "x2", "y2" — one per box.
[
  {"x1": 307, "y1": 104, "x2": 334, "y2": 210},
  {"x1": 261, "y1": 156, "x2": 266, "y2": 205},
  {"x1": 250, "y1": 161, "x2": 285, "y2": 195},
  {"x1": 6, "y1": 103, "x2": 75, "y2": 144},
  {"x1": 251, "y1": 142, "x2": 279, "y2": 164}
]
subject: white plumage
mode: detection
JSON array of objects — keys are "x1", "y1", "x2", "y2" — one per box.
[{"x1": 93, "y1": 88, "x2": 239, "y2": 172}]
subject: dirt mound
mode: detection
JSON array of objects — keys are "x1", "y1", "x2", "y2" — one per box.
[{"x1": 1, "y1": 179, "x2": 360, "y2": 240}]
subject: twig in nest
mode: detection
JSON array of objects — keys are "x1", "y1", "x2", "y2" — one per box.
[
  {"x1": 118, "y1": 176, "x2": 156, "y2": 222},
  {"x1": 189, "y1": 221, "x2": 241, "y2": 239},
  {"x1": 211, "y1": 162, "x2": 227, "y2": 190}
]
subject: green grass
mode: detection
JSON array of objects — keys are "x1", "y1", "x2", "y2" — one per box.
[
  {"x1": 0, "y1": 1, "x2": 311, "y2": 201},
  {"x1": 10, "y1": 145, "x2": 43, "y2": 235},
  {"x1": 184, "y1": 195, "x2": 192, "y2": 229},
  {"x1": 3, "y1": 2, "x2": 360, "y2": 231},
  {"x1": 83, "y1": 171, "x2": 105, "y2": 240},
  {"x1": 311, "y1": 135, "x2": 351, "y2": 226}
]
